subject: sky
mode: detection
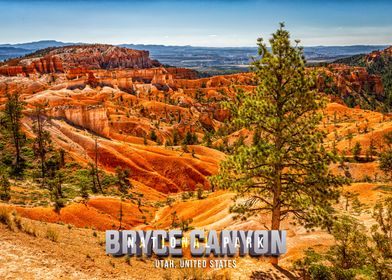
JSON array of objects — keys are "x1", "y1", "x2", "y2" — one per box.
[{"x1": 0, "y1": 0, "x2": 391, "y2": 47}]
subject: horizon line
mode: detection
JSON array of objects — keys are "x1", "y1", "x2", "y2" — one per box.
[{"x1": 0, "y1": 40, "x2": 391, "y2": 49}]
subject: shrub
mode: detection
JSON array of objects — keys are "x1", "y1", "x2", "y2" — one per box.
[
  {"x1": 295, "y1": 202, "x2": 392, "y2": 279},
  {"x1": 180, "y1": 218, "x2": 194, "y2": 232},
  {"x1": 46, "y1": 227, "x2": 59, "y2": 242},
  {"x1": 179, "y1": 267, "x2": 205, "y2": 280},
  {"x1": 0, "y1": 175, "x2": 11, "y2": 202},
  {"x1": 54, "y1": 198, "x2": 66, "y2": 212},
  {"x1": 149, "y1": 129, "x2": 158, "y2": 142},
  {"x1": 196, "y1": 184, "x2": 204, "y2": 199},
  {"x1": 181, "y1": 192, "x2": 190, "y2": 201},
  {"x1": 13, "y1": 212, "x2": 23, "y2": 230},
  {"x1": 22, "y1": 221, "x2": 38, "y2": 237},
  {"x1": 182, "y1": 131, "x2": 198, "y2": 145},
  {"x1": 0, "y1": 207, "x2": 13, "y2": 229},
  {"x1": 166, "y1": 197, "x2": 174, "y2": 207},
  {"x1": 361, "y1": 175, "x2": 372, "y2": 183}
]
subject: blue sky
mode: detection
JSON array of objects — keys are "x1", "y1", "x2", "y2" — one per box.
[{"x1": 1, "y1": 0, "x2": 391, "y2": 47}]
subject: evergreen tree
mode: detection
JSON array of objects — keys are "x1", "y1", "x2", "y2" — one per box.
[
  {"x1": 149, "y1": 129, "x2": 158, "y2": 142},
  {"x1": 380, "y1": 150, "x2": 392, "y2": 181},
  {"x1": 252, "y1": 128, "x2": 261, "y2": 146},
  {"x1": 211, "y1": 23, "x2": 346, "y2": 264},
  {"x1": 32, "y1": 103, "x2": 52, "y2": 186},
  {"x1": 88, "y1": 162, "x2": 99, "y2": 193},
  {"x1": 115, "y1": 166, "x2": 132, "y2": 195},
  {"x1": 367, "y1": 137, "x2": 377, "y2": 161},
  {"x1": 93, "y1": 137, "x2": 103, "y2": 193},
  {"x1": 115, "y1": 166, "x2": 133, "y2": 229},
  {"x1": 172, "y1": 130, "x2": 179, "y2": 146},
  {"x1": 118, "y1": 196, "x2": 124, "y2": 230},
  {"x1": 294, "y1": 216, "x2": 370, "y2": 280},
  {"x1": 379, "y1": 132, "x2": 392, "y2": 181},
  {"x1": 0, "y1": 92, "x2": 25, "y2": 174},
  {"x1": 352, "y1": 142, "x2": 362, "y2": 161},
  {"x1": 295, "y1": 199, "x2": 392, "y2": 279},
  {"x1": 78, "y1": 175, "x2": 90, "y2": 201},
  {"x1": 346, "y1": 130, "x2": 353, "y2": 150},
  {"x1": 384, "y1": 131, "x2": 392, "y2": 149},
  {"x1": 182, "y1": 131, "x2": 198, "y2": 145},
  {"x1": 46, "y1": 150, "x2": 66, "y2": 211},
  {"x1": 202, "y1": 132, "x2": 212, "y2": 147},
  {"x1": 0, "y1": 174, "x2": 11, "y2": 201}
]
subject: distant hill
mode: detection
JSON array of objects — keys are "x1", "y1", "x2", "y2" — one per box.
[
  {"x1": 332, "y1": 54, "x2": 367, "y2": 66},
  {"x1": 0, "y1": 40, "x2": 74, "y2": 50},
  {"x1": 0, "y1": 46, "x2": 32, "y2": 61},
  {"x1": 0, "y1": 41, "x2": 388, "y2": 73},
  {"x1": 0, "y1": 40, "x2": 75, "y2": 61}
]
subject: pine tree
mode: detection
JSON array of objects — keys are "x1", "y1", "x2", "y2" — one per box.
[
  {"x1": 0, "y1": 174, "x2": 11, "y2": 201},
  {"x1": 172, "y1": 130, "x2": 179, "y2": 146},
  {"x1": 115, "y1": 166, "x2": 133, "y2": 230},
  {"x1": 352, "y1": 142, "x2": 362, "y2": 161},
  {"x1": 93, "y1": 137, "x2": 103, "y2": 193},
  {"x1": 149, "y1": 129, "x2": 158, "y2": 142},
  {"x1": 32, "y1": 103, "x2": 52, "y2": 186},
  {"x1": 78, "y1": 175, "x2": 90, "y2": 201},
  {"x1": 115, "y1": 166, "x2": 132, "y2": 195},
  {"x1": 0, "y1": 92, "x2": 25, "y2": 174},
  {"x1": 295, "y1": 200, "x2": 392, "y2": 278},
  {"x1": 182, "y1": 131, "x2": 198, "y2": 145},
  {"x1": 379, "y1": 132, "x2": 392, "y2": 181},
  {"x1": 380, "y1": 150, "x2": 392, "y2": 181},
  {"x1": 384, "y1": 131, "x2": 392, "y2": 149},
  {"x1": 347, "y1": 130, "x2": 353, "y2": 150},
  {"x1": 88, "y1": 162, "x2": 99, "y2": 193},
  {"x1": 46, "y1": 150, "x2": 66, "y2": 211},
  {"x1": 210, "y1": 23, "x2": 346, "y2": 264},
  {"x1": 118, "y1": 196, "x2": 124, "y2": 230},
  {"x1": 202, "y1": 132, "x2": 212, "y2": 147},
  {"x1": 367, "y1": 137, "x2": 377, "y2": 161}
]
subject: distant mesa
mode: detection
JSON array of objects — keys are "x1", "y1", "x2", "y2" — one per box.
[{"x1": 0, "y1": 44, "x2": 162, "y2": 76}]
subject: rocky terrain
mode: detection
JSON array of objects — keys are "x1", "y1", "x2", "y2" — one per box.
[
  {"x1": 0, "y1": 44, "x2": 391, "y2": 279},
  {"x1": 0, "y1": 44, "x2": 162, "y2": 76}
]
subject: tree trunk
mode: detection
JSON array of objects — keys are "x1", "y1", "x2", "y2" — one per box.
[
  {"x1": 118, "y1": 198, "x2": 123, "y2": 230},
  {"x1": 37, "y1": 114, "x2": 46, "y2": 187},
  {"x1": 270, "y1": 202, "x2": 281, "y2": 265},
  {"x1": 95, "y1": 138, "x2": 103, "y2": 193},
  {"x1": 270, "y1": 167, "x2": 282, "y2": 265},
  {"x1": 91, "y1": 173, "x2": 97, "y2": 193},
  {"x1": 14, "y1": 132, "x2": 21, "y2": 171}
]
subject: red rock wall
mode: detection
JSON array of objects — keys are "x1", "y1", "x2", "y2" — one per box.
[{"x1": 0, "y1": 44, "x2": 161, "y2": 76}]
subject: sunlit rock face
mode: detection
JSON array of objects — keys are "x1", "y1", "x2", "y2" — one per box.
[
  {"x1": 0, "y1": 44, "x2": 161, "y2": 76},
  {"x1": 0, "y1": 44, "x2": 391, "y2": 195}
]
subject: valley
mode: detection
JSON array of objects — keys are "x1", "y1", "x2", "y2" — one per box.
[{"x1": 0, "y1": 43, "x2": 391, "y2": 279}]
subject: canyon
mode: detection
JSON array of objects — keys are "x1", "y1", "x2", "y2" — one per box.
[{"x1": 0, "y1": 44, "x2": 391, "y2": 279}]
